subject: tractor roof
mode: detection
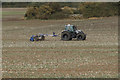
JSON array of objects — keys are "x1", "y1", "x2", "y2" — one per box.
[{"x1": 65, "y1": 24, "x2": 74, "y2": 27}]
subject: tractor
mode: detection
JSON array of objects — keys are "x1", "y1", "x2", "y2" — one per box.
[{"x1": 61, "y1": 24, "x2": 86, "y2": 41}]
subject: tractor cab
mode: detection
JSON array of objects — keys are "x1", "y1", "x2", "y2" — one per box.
[{"x1": 65, "y1": 24, "x2": 77, "y2": 32}]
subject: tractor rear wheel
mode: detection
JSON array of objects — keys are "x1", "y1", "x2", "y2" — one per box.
[
  {"x1": 77, "y1": 33, "x2": 86, "y2": 40},
  {"x1": 61, "y1": 31, "x2": 72, "y2": 41}
]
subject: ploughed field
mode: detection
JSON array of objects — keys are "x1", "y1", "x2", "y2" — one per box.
[{"x1": 2, "y1": 8, "x2": 118, "y2": 78}]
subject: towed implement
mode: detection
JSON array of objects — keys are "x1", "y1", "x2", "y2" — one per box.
[{"x1": 30, "y1": 32, "x2": 58, "y2": 41}]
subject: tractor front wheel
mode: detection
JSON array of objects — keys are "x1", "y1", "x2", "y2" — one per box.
[{"x1": 77, "y1": 33, "x2": 86, "y2": 40}]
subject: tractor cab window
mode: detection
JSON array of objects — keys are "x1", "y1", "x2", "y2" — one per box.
[
  {"x1": 70, "y1": 26, "x2": 73, "y2": 31},
  {"x1": 65, "y1": 26, "x2": 70, "y2": 31},
  {"x1": 65, "y1": 25, "x2": 74, "y2": 31}
]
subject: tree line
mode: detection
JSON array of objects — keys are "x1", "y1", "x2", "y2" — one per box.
[
  {"x1": 2, "y1": 2, "x2": 80, "y2": 8},
  {"x1": 2, "y1": 2, "x2": 119, "y2": 19}
]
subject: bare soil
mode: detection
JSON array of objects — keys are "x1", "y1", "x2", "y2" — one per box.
[{"x1": 2, "y1": 8, "x2": 118, "y2": 78}]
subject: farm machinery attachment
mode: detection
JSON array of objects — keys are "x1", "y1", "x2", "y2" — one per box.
[
  {"x1": 30, "y1": 32, "x2": 58, "y2": 41},
  {"x1": 30, "y1": 24, "x2": 86, "y2": 41}
]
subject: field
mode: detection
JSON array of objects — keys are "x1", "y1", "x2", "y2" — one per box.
[{"x1": 2, "y1": 8, "x2": 118, "y2": 78}]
